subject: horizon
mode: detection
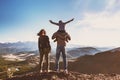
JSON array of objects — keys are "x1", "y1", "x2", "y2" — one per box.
[
  {"x1": 0, "y1": 0, "x2": 120, "y2": 47},
  {"x1": 0, "y1": 41, "x2": 117, "y2": 48}
]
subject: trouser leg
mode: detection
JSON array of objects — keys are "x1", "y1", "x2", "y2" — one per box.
[
  {"x1": 39, "y1": 49, "x2": 44, "y2": 70},
  {"x1": 55, "y1": 46, "x2": 61, "y2": 70},
  {"x1": 61, "y1": 46, "x2": 67, "y2": 70},
  {"x1": 44, "y1": 48, "x2": 50, "y2": 70}
]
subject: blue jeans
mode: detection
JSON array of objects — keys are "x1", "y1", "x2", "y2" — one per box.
[{"x1": 55, "y1": 45, "x2": 67, "y2": 70}]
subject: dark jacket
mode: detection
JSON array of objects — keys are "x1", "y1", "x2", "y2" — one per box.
[{"x1": 38, "y1": 35, "x2": 51, "y2": 51}]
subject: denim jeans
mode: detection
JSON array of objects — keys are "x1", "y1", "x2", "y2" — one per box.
[{"x1": 55, "y1": 45, "x2": 67, "y2": 70}]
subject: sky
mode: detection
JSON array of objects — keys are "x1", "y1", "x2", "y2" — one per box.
[{"x1": 0, "y1": 0, "x2": 120, "y2": 47}]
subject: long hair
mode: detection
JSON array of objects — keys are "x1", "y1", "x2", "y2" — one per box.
[{"x1": 37, "y1": 29, "x2": 46, "y2": 36}]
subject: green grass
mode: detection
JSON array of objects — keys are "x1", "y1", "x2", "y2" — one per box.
[{"x1": 0, "y1": 56, "x2": 33, "y2": 79}]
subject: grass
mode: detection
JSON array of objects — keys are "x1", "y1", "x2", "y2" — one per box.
[{"x1": 0, "y1": 56, "x2": 33, "y2": 79}]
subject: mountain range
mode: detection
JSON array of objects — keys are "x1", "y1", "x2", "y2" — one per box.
[
  {"x1": 0, "y1": 41, "x2": 37, "y2": 54},
  {"x1": 5, "y1": 47, "x2": 120, "y2": 80},
  {"x1": 0, "y1": 42, "x2": 113, "y2": 62},
  {"x1": 69, "y1": 47, "x2": 120, "y2": 74},
  {"x1": 1, "y1": 42, "x2": 120, "y2": 79},
  {"x1": 67, "y1": 47, "x2": 100, "y2": 58}
]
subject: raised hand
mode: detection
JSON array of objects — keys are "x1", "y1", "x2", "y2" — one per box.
[
  {"x1": 71, "y1": 18, "x2": 74, "y2": 21},
  {"x1": 49, "y1": 20, "x2": 52, "y2": 23}
]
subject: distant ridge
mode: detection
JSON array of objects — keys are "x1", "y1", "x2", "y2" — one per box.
[
  {"x1": 0, "y1": 41, "x2": 37, "y2": 53},
  {"x1": 67, "y1": 47, "x2": 100, "y2": 58},
  {"x1": 69, "y1": 47, "x2": 120, "y2": 74}
]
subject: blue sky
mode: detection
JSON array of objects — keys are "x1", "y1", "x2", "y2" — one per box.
[{"x1": 0, "y1": 0, "x2": 120, "y2": 47}]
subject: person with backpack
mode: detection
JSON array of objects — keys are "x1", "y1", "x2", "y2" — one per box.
[{"x1": 37, "y1": 29, "x2": 51, "y2": 73}]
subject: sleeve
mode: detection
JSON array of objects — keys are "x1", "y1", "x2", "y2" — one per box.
[
  {"x1": 65, "y1": 18, "x2": 74, "y2": 24},
  {"x1": 52, "y1": 32, "x2": 57, "y2": 39},
  {"x1": 66, "y1": 33, "x2": 71, "y2": 40},
  {"x1": 46, "y1": 36, "x2": 51, "y2": 51},
  {"x1": 38, "y1": 37, "x2": 41, "y2": 51},
  {"x1": 50, "y1": 21, "x2": 59, "y2": 25}
]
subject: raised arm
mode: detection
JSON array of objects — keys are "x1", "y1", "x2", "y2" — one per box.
[
  {"x1": 49, "y1": 20, "x2": 59, "y2": 25},
  {"x1": 52, "y1": 32, "x2": 57, "y2": 39},
  {"x1": 65, "y1": 18, "x2": 74, "y2": 24}
]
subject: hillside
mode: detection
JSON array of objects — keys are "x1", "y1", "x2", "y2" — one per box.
[
  {"x1": 5, "y1": 71, "x2": 120, "y2": 80},
  {"x1": 67, "y1": 47, "x2": 100, "y2": 58},
  {"x1": 1, "y1": 47, "x2": 120, "y2": 80},
  {"x1": 1, "y1": 46, "x2": 120, "y2": 79},
  {"x1": 69, "y1": 47, "x2": 120, "y2": 74}
]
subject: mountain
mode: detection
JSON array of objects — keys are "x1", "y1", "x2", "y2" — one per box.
[
  {"x1": 0, "y1": 46, "x2": 109, "y2": 62},
  {"x1": 110, "y1": 47, "x2": 120, "y2": 52},
  {"x1": 2, "y1": 47, "x2": 120, "y2": 80},
  {"x1": 69, "y1": 47, "x2": 120, "y2": 74},
  {"x1": 67, "y1": 47, "x2": 100, "y2": 58},
  {"x1": 0, "y1": 42, "x2": 102, "y2": 59},
  {"x1": 2, "y1": 51, "x2": 38, "y2": 61},
  {"x1": 49, "y1": 47, "x2": 101, "y2": 60},
  {"x1": 0, "y1": 42, "x2": 80, "y2": 54},
  {"x1": 0, "y1": 42, "x2": 37, "y2": 54}
]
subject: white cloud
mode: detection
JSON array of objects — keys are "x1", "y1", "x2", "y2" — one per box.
[
  {"x1": 68, "y1": 0, "x2": 120, "y2": 47},
  {"x1": 105, "y1": 0, "x2": 120, "y2": 11},
  {"x1": 79, "y1": 11, "x2": 120, "y2": 30},
  {"x1": 72, "y1": 0, "x2": 120, "y2": 30},
  {"x1": 105, "y1": 0, "x2": 116, "y2": 10},
  {"x1": 76, "y1": 0, "x2": 120, "y2": 30}
]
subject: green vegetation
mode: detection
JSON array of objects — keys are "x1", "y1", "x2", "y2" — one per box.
[{"x1": 0, "y1": 56, "x2": 35, "y2": 79}]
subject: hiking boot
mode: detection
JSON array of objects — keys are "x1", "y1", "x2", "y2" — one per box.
[
  {"x1": 64, "y1": 69, "x2": 68, "y2": 74},
  {"x1": 39, "y1": 70, "x2": 43, "y2": 73},
  {"x1": 47, "y1": 70, "x2": 51, "y2": 72},
  {"x1": 55, "y1": 69, "x2": 60, "y2": 73},
  {"x1": 46, "y1": 69, "x2": 51, "y2": 73}
]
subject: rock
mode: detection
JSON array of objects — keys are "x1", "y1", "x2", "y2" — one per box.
[{"x1": 5, "y1": 71, "x2": 120, "y2": 80}]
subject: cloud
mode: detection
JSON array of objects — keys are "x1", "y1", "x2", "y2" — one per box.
[
  {"x1": 105, "y1": 0, "x2": 120, "y2": 11},
  {"x1": 68, "y1": 0, "x2": 120, "y2": 47},
  {"x1": 73, "y1": 0, "x2": 107, "y2": 13},
  {"x1": 105, "y1": 0, "x2": 116, "y2": 9},
  {"x1": 76, "y1": 0, "x2": 120, "y2": 30},
  {"x1": 79, "y1": 11, "x2": 120, "y2": 30}
]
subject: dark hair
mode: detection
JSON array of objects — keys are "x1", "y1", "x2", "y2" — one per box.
[
  {"x1": 37, "y1": 29, "x2": 46, "y2": 36},
  {"x1": 59, "y1": 20, "x2": 62, "y2": 23}
]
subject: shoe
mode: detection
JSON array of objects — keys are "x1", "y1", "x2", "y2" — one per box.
[
  {"x1": 56, "y1": 69, "x2": 60, "y2": 73},
  {"x1": 48, "y1": 70, "x2": 51, "y2": 72},
  {"x1": 40, "y1": 70, "x2": 43, "y2": 73},
  {"x1": 46, "y1": 69, "x2": 51, "y2": 73},
  {"x1": 64, "y1": 69, "x2": 68, "y2": 74}
]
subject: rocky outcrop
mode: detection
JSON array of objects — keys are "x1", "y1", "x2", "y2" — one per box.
[{"x1": 6, "y1": 71, "x2": 120, "y2": 80}]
